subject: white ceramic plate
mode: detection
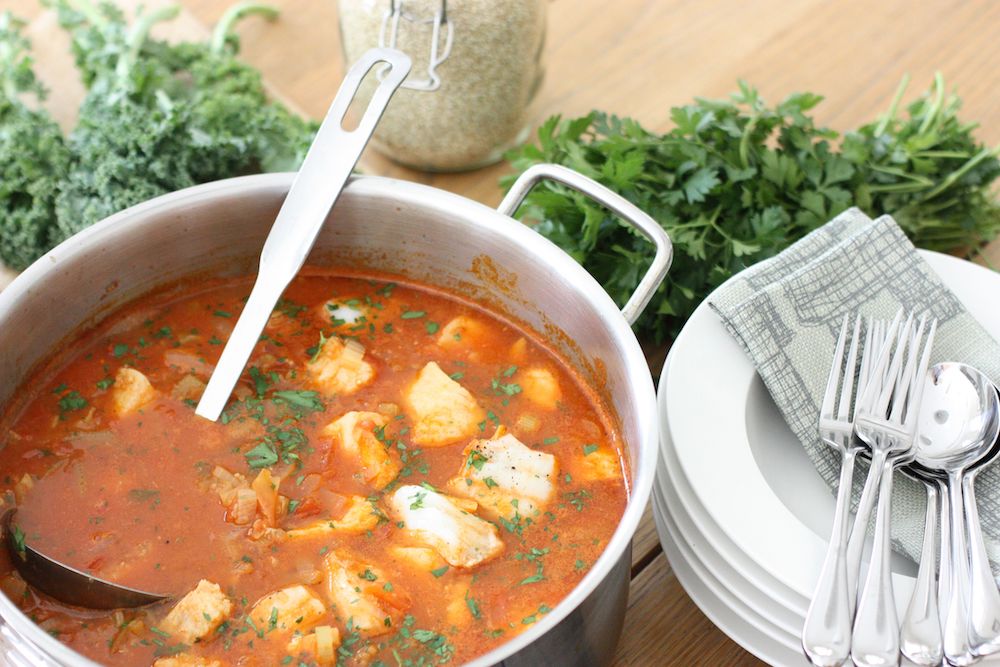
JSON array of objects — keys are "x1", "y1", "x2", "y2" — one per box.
[
  {"x1": 652, "y1": 482, "x2": 807, "y2": 665},
  {"x1": 661, "y1": 251, "x2": 1000, "y2": 603},
  {"x1": 656, "y1": 424, "x2": 804, "y2": 634}
]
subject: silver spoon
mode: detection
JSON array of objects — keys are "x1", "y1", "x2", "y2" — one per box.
[
  {"x1": 913, "y1": 362, "x2": 1000, "y2": 666},
  {"x1": 1, "y1": 509, "x2": 168, "y2": 609}
]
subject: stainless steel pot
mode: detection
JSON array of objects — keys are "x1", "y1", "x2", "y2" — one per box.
[{"x1": 0, "y1": 164, "x2": 671, "y2": 666}]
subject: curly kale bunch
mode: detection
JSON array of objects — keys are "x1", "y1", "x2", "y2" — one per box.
[
  {"x1": 2, "y1": 1, "x2": 319, "y2": 259},
  {"x1": 0, "y1": 13, "x2": 72, "y2": 269},
  {"x1": 505, "y1": 78, "x2": 1000, "y2": 342}
]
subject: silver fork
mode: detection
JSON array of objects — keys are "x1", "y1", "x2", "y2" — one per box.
[
  {"x1": 851, "y1": 313, "x2": 938, "y2": 667},
  {"x1": 802, "y1": 314, "x2": 877, "y2": 666}
]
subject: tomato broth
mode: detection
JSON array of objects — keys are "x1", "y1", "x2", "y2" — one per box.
[{"x1": 0, "y1": 271, "x2": 628, "y2": 666}]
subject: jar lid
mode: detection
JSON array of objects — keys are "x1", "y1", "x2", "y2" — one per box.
[{"x1": 378, "y1": 0, "x2": 453, "y2": 91}]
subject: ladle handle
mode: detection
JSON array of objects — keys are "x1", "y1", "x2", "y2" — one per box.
[
  {"x1": 195, "y1": 48, "x2": 412, "y2": 422},
  {"x1": 964, "y1": 472, "x2": 1000, "y2": 655}
]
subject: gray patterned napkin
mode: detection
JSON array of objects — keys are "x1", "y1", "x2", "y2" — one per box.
[{"x1": 709, "y1": 207, "x2": 1000, "y2": 567}]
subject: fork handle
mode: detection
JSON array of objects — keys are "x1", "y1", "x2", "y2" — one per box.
[
  {"x1": 802, "y1": 448, "x2": 857, "y2": 666},
  {"x1": 852, "y1": 457, "x2": 900, "y2": 667},
  {"x1": 846, "y1": 447, "x2": 889, "y2": 616},
  {"x1": 900, "y1": 481, "x2": 943, "y2": 665}
]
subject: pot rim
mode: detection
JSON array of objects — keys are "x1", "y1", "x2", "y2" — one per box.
[{"x1": 0, "y1": 172, "x2": 659, "y2": 666}]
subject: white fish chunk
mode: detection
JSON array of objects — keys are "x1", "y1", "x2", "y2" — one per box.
[
  {"x1": 404, "y1": 362, "x2": 484, "y2": 447},
  {"x1": 388, "y1": 485, "x2": 503, "y2": 568},
  {"x1": 110, "y1": 367, "x2": 156, "y2": 416},
  {"x1": 308, "y1": 337, "x2": 374, "y2": 395},
  {"x1": 447, "y1": 432, "x2": 557, "y2": 520},
  {"x1": 160, "y1": 580, "x2": 232, "y2": 644},
  {"x1": 323, "y1": 551, "x2": 407, "y2": 636}
]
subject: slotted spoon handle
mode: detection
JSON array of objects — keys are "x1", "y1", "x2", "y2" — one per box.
[{"x1": 196, "y1": 48, "x2": 411, "y2": 422}]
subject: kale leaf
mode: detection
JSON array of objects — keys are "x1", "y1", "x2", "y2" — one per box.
[
  {"x1": 16, "y1": 1, "x2": 319, "y2": 250},
  {"x1": 0, "y1": 12, "x2": 72, "y2": 269}
]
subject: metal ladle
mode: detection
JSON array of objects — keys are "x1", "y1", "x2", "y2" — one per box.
[
  {"x1": 0, "y1": 48, "x2": 413, "y2": 609},
  {"x1": 910, "y1": 362, "x2": 1000, "y2": 666},
  {"x1": 1, "y1": 509, "x2": 168, "y2": 608}
]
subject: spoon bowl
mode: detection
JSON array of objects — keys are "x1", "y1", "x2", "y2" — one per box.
[
  {"x1": 1, "y1": 510, "x2": 169, "y2": 609},
  {"x1": 914, "y1": 362, "x2": 1000, "y2": 473}
]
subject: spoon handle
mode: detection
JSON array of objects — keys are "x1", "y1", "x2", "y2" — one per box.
[
  {"x1": 195, "y1": 48, "x2": 413, "y2": 422},
  {"x1": 852, "y1": 457, "x2": 900, "y2": 667},
  {"x1": 964, "y1": 472, "x2": 1000, "y2": 655},
  {"x1": 939, "y1": 479, "x2": 952, "y2": 631},
  {"x1": 802, "y1": 447, "x2": 856, "y2": 666},
  {"x1": 846, "y1": 447, "x2": 889, "y2": 615},
  {"x1": 944, "y1": 473, "x2": 976, "y2": 666},
  {"x1": 900, "y1": 481, "x2": 943, "y2": 665}
]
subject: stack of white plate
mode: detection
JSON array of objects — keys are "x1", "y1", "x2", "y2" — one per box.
[{"x1": 653, "y1": 251, "x2": 1000, "y2": 666}]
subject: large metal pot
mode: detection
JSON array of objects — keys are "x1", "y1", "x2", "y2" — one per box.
[{"x1": 0, "y1": 164, "x2": 671, "y2": 666}]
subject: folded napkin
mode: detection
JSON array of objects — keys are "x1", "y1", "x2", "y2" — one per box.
[{"x1": 710, "y1": 207, "x2": 1000, "y2": 568}]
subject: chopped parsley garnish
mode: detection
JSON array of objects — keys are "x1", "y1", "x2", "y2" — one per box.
[
  {"x1": 11, "y1": 525, "x2": 25, "y2": 558},
  {"x1": 465, "y1": 591, "x2": 481, "y2": 619},
  {"x1": 466, "y1": 449, "x2": 488, "y2": 471},
  {"x1": 400, "y1": 310, "x2": 426, "y2": 319},
  {"x1": 430, "y1": 565, "x2": 449, "y2": 578},
  {"x1": 95, "y1": 377, "x2": 115, "y2": 390},
  {"x1": 112, "y1": 343, "x2": 130, "y2": 358},
  {"x1": 245, "y1": 441, "x2": 278, "y2": 468},
  {"x1": 425, "y1": 321, "x2": 440, "y2": 334},
  {"x1": 582, "y1": 443, "x2": 600, "y2": 456},
  {"x1": 272, "y1": 390, "x2": 325, "y2": 414},
  {"x1": 409, "y1": 490, "x2": 427, "y2": 510},
  {"x1": 57, "y1": 390, "x2": 88, "y2": 415}
]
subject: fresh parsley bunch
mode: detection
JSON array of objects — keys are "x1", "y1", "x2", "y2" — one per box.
[{"x1": 505, "y1": 78, "x2": 1000, "y2": 342}]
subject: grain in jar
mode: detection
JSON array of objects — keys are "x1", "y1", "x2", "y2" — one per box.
[{"x1": 339, "y1": 0, "x2": 546, "y2": 171}]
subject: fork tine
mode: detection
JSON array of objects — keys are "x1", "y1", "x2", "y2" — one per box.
[
  {"x1": 822, "y1": 316, "x2": 851, "y2": 420},
  {"x1": 875, "y1": 311, "x2": 915, "y2": 417},
  {"x1": 859, "y1": 310, "x2": 903, "y2": 414},
  {"x1": 890, "y1": 312, "x2": 928, "y2": 423},
  {"x1": 856, "y1": 317, "x2": 874, "y2": 403},
  {"x1": 903, "y1": 318, "x2": 938, "y2": 428},
  {"x1": 837, "y1": 315, "x2": 863, "y2": 421}
]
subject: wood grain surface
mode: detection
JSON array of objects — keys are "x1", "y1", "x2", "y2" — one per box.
[{"x1": 7, "y1": 0, "x2": 1000, "y2": 664}]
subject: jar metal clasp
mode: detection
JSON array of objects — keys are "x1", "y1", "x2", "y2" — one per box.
[{"x1": 377, "y1": 0, "x2": 453, "y2": 91}]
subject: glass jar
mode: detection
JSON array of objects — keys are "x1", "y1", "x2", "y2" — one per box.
[{"x1": 338, "y1": 0, "x2": 546, "y2": 172}]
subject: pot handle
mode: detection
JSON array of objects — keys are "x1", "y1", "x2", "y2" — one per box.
[{"x1": 497, "y1": 164, "x2": 673, "y2": 326}]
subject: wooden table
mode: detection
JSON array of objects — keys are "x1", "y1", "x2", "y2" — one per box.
[{"x1": 10, "y1": 0, "x2": 1000, "y2": 664}]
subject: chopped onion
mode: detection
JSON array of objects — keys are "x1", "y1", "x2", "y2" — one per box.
[
  {"x1": 515, "y1": 413, "x2": 540, "y2": 433},
  {"x1": 232, "y1": 488, "x2": 257, "y2": 525},
  {"x1": 314, "y1": 625, "x2": 339, "y2": 665}
]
